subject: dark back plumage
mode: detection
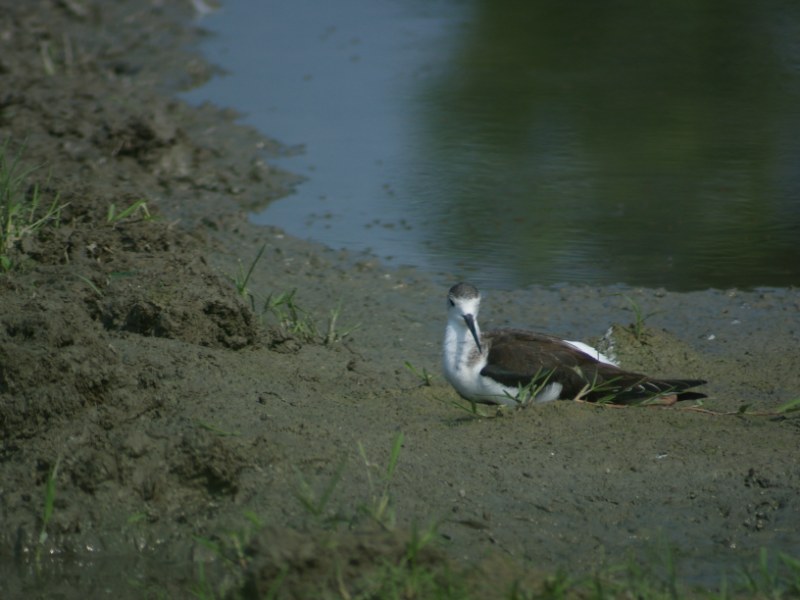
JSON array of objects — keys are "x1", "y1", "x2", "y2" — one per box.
[{"x1": 481, "y1": 329, "x2": 706, "y2": 404}]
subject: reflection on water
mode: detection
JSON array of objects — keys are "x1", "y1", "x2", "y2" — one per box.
[{"x1": 182, "y1": 0, "x2": 800, "y2": 290}]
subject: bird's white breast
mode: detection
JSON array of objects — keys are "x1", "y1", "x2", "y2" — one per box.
[{"x1": 443, "y1": 322, "x2": 564, "y2": 405}]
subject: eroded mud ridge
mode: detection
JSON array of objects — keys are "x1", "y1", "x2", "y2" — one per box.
[{"x1": 2, "y1": 2, "x2": 800, "y2": 598}]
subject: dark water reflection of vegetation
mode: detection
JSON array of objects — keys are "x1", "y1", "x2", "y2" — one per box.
[{"x1": 417, "y1": 1, "x2": 800, "y2": 290}]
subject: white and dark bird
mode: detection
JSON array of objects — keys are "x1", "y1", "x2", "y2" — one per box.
[{"x1": 442, "y1": 282, "x2": 706, "y2": 406}]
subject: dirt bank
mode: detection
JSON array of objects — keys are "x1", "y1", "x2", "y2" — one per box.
[{"x1": 1, "y1": 2, "x2": 799, "y2": 598}]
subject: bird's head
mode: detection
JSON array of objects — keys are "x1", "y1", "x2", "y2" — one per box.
[{"x1": 447, "y1": 282, "x2": 482, "y2": 352}]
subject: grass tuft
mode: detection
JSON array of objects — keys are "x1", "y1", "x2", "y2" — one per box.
[
  {"x1": 507, "y1": 368, "x2": 555, "y2": 407},
  {"x1": 293, "y1": 457, "x2": 348, "y2": 525},
  {"x1": 35, "y1": 456, "x2": 61, "y2": 571},
  {"x1": 190, "y1": 512, "x2": 272, "y2": 599},
  {"x1": 229, "y1": 242, "x2": 359, "y2": 344},
  {"x1": 75, "y1": 273, "x2": 103, "y2": 297},
  {"x1": 324, "y1": 300, "x2": 359, "y2": 345},
  {"x1": 357, "y1": 432, "x2": 404, "y2": 529},
  {"x1": 263, "y1": 288, "x2": 319, "y2": 341},
  {"x1": 233, "y1": 242, "x2": 266, "y2": 307},
  {"x1": 0, "y1": 138, "x2": 68, "y2": 270},
  {"x1": 106, "y1": 199, "x2": 151, "y2": 224},
  {"x1": 404, "y1": 361, "x2": 433, "y2": 387},
  {"x1": 619, "y1": 294, "x2": 660, "y2": 342}
]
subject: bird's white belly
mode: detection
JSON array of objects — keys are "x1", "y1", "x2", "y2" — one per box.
[{"x1": 445, "y1": 353, "x2": 563, "y2": 406}]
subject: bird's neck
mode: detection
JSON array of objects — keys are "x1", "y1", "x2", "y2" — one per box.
[{"x1": 443, "y1": 319, "x2": 483, "y2": 372}]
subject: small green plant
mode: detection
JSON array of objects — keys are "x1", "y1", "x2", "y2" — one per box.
[
  {"x1": 260, "y1": 287, "x2": 359, "y2": 345},
  {"x1": 293, "y1": 458, "x2": 347, "y2": 524},
  {"x1": 324, "y1": 300, "x2": 359, "y2": 345},
  {"x1": 190, "y1": 561, "x2": 214, "y2": 600},
  {"x1": 777, "y1": 553, "x2": 800, "y2": 595},
  {"x1": 506, "y1": 368, "x2": 556, "y2": 407},
  {"x1": 448, "y1": 391, "x2": 519, "y2": 417},
  {"x1": 451, "y1": 399, "x2": 475, "y2": 416},
  {"x1": 619, "y1": 294, "x2": 660, "y2": 342},
  {"x1": 263, "y1": 288, "x2": 319, "y2": 341},
  {"x1": 190, "y1": 511, "x2": 273, "y2": 599},
  {"x1": 126, "y1": 511, "x2": 148, "y2": 526},
  {"x1": 776, "y1": 397, "x2": 800, "y2": 414},
  {"x1": 406, "y1": 522, "x2": 437, "y2": 564},
  {"x1": 196, "y1": 420, "x2": 240, "y2": 437},
  {"x1": 75, "y1": 273, "x2": 103, "y2": 297},
  {"x1": 741, "y1": 547, "x2": 779, "y2": 597},
  {"x1": 233, "y1": 242, "x2": 267, "y2": 307},
  {"x1": 738, "y1": 548, "x2": 800, "y2": 598},
  {"x1": 40, "y1": 40, "x2": 56, "y2": 75},
  {"x1": 106, "y1": 199, "x2": 151, "y2": 224},
  {"x1": 365, "y1": 528, "x2": 465, "y2": 600},
  {"x1": 357, "y1": 432, "x2": 404, "y2": 529},
  {"x1": 404, "y1": 361, "x2": 433, "y2": 386},
  {"x1": 35, "y1": 456, "x2": 61, "y2": 570},
  {"x1": 1, "y1": 139, "x2": 67, "y2": 270}
]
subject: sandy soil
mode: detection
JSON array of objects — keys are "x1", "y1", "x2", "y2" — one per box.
[{"x1": 1, "y1": 2, "x2": 799, "y2": 598}]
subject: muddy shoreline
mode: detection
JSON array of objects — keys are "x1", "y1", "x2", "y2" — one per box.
[{"x1": 1, "y1": 2, "x2": 799, "y2": 598}]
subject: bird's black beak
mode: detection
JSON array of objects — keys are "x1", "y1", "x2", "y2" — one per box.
[{"x1": 463, "y1": 314, "x2": 482, "y2": 353}]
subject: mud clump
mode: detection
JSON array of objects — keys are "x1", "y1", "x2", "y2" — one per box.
[
  {"x1": 170, "y1": 426, "x2": 245, "y2": 495},
  {"x1": 0, "y1": 190, "x2": 259, "y2": 443},
  {"x1": 90, "y1": 252, "x2": 258, "y2": 350},
  {"x1": 0, "y1": 280, "x2": 121, "y2": 439}
]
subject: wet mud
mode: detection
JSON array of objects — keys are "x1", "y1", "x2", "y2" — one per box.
[{"x1": 1, "y1": 2, "x2": 799, "y2": 598}]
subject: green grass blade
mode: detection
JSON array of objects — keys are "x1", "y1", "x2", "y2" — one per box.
[
  {"x1": 385, "y1": 432, "x2": 404, "y2": 480},
  {"x1": 38, "y1": 456, "x2": 61, "y2": 549},
  {"x1": 776, "y1": 397, "x2": 800, "y2": 414},
  {"x1": 107, "y1": 199, "x2": 151, "y2": 224}
]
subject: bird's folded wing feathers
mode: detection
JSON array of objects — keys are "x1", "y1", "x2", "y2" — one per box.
[{"x1": 482, "y1": 329, "x2": 705, "y2": 403}]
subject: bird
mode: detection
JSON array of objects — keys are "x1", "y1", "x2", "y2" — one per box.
[{"x1": 442, "y1": 282, "x2": 707, "y2": 407}]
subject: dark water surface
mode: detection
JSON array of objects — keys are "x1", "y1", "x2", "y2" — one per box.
[{"x1": 182, "y1": 0, "x2": 800, "y2": 291}]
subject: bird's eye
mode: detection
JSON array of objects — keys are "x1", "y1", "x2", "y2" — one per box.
[{"x1": 448, "y1": 298, "x2": 455, "y2": 307}]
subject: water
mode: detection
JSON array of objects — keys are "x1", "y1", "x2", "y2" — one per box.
[{"x1": 182, "y1": 0, "x2": 800, "y2": 291}]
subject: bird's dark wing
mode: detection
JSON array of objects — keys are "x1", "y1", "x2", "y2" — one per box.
[
  {"x1": 608, "y1": 378, "x2": 707, "y2": 404},
  {"x1": 481, "y1": 329, "x2": 706, "y2": 404}
]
